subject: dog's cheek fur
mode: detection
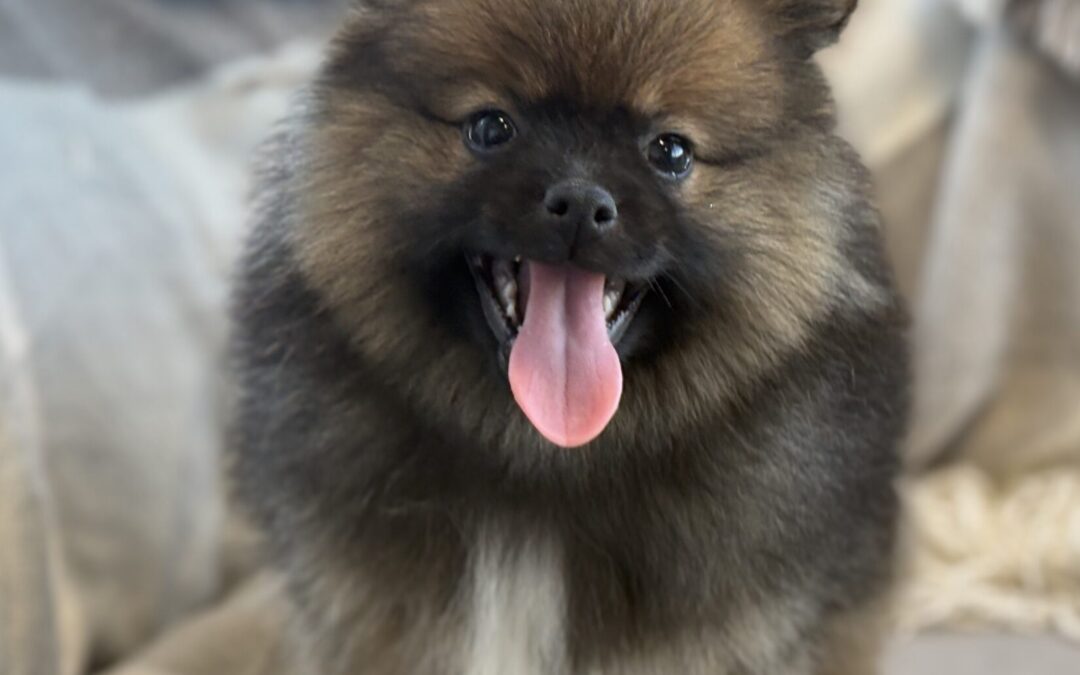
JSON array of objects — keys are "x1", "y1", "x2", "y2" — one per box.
[
  {"x1": 290, "y1": 89, "x2": 537, "y2": 447},
  {"x1": 294, "y1": 90, "x2": 465, "y2": 341},
  {"x1": 680, "y1": 134, "x2": 888, "y2": 336}
]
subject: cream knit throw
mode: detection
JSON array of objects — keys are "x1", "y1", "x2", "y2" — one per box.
[{"x1": 897, "y1": 464, "x2": 1080, "y2": 640}]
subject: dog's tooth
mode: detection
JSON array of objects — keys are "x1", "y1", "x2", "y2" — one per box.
[
  {"x1": 499, "y1": 279, "x2": 519, "y2": 322},
  {"x1": 603, "y1": 292, "x2": 617, "y2": 319},
  {"x1": 499, "y1": 280, "x2": 516, "y2": 305}
]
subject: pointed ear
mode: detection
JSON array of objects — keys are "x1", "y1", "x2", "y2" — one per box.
[{"x1": 767, "y1": 0, "x2": 859, "y2": 56}]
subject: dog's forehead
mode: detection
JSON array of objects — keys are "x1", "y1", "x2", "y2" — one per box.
[{"x1": 401, "y1": 0, "x2": 781, "y2": 119}]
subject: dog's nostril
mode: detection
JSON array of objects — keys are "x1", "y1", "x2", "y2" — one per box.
[
  {"x1": 548, "y1": 199, "x2": 570, "y2": 217},
  {"x1": 594, "y1": 205, "x2": 616, "y2": 225}
]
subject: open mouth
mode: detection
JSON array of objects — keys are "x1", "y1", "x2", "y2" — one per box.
[
  {"x1": 467, "y1": 253, "x2": 647, "y2": 449},
  {"x1": 467, "y1": 254, "x2": 646, "y2": 348}
]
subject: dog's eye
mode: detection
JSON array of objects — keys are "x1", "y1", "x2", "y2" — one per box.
[
  {"x1": 465, "y1": 110, "x2": 517, "y2": 151},
  {"x1": 647, "y1": 134, "x2": 694, "y2": 179}
]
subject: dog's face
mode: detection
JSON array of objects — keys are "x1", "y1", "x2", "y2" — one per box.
[{"x1": 293, "y1": 0, "x2": 873, "y2": 458}]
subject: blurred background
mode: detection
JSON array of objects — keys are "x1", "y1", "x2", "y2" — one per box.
[{"x1": 0, "y1": 0, "x2": 1078, "y2": 674}]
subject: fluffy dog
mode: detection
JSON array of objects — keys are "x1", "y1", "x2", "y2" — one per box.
[{"x1": 231, "y1": 1, "x2": 909, "y2": 673}]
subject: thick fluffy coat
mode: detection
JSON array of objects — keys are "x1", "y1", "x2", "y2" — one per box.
[{"x1": 231, "y1": 1, "x2": 909, "y2": 673}]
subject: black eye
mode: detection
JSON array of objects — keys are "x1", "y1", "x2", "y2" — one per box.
[
  {"x1": 647, "y1": 134, "x2": 694, "y2": 179},
  {"x1": 465, "y1": 110, "x2": 517, "y2": 151}
]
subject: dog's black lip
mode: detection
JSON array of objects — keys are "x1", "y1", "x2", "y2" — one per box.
[
  {"x1": 467, "y1": 254, "x2": 516, "y2": 347},
  {"x1": 466, "y1": 253, "x2": 647, "y2": 356}
]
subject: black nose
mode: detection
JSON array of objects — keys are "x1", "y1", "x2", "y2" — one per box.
[{"x1": 543, "y1": 180, "x2": 618, "y2": 234}]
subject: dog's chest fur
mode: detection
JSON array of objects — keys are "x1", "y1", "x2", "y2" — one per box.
[
  {"x1": 463, "y1": 532, "x2": 568, "y2": 675},
  {"x1": 422, "y1": 530, "x2": 809, "y2": 675}
]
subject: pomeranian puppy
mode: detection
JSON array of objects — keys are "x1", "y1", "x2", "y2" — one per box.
[{"x1": 231, "y1": 0, "x2": 909, "y2": 673}]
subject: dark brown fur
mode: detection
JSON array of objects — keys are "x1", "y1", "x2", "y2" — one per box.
[{"x1": 231, "y1": 0, "x2": 907, "y2": 672}]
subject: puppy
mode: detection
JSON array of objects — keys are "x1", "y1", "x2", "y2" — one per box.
[{"x1": 231, "y1": 0, "x2": 909, "y2": 673}]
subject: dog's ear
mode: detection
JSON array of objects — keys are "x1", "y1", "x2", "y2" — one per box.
[{"x1": 765, "y1": 0, "x2": 859, "y2": 56}]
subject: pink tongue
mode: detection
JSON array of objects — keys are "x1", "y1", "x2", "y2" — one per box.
[{"x1": 508, "y1": 262, "x2": 623, "y2": 448}]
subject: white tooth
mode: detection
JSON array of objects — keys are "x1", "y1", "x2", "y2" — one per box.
[
  {"x1": 603, "y1": 292, "x2": 617, "y2": 319},
  {"x1": 499, "y1": 280, "x2": 519, "y2": 322},
  {"x1": 500, "y1": 281, "x2": 516, "y2": 305},
  {"x1": 603, "y1": 276, "x2": 627, "y2": 321}
]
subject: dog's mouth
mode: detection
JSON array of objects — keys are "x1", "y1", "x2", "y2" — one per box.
[
  {"x1": 468, "y1": 254, "x2": 647, "y2": 449},
  {"x1": 468, "y1": 254, "x2": 646, "y2": 346}
]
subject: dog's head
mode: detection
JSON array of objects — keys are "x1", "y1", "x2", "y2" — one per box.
[{"x1": 290, "y1": 0, "x2": 878, "y2": 457}]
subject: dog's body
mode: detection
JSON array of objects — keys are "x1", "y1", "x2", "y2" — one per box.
[{"x1": 231, "y1": 1, "x2": 909, "y2": 673}]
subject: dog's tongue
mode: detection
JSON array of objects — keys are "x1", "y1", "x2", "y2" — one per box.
[{"x1": 509, "y1": 262, "x2": 623, "y2": 448}]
